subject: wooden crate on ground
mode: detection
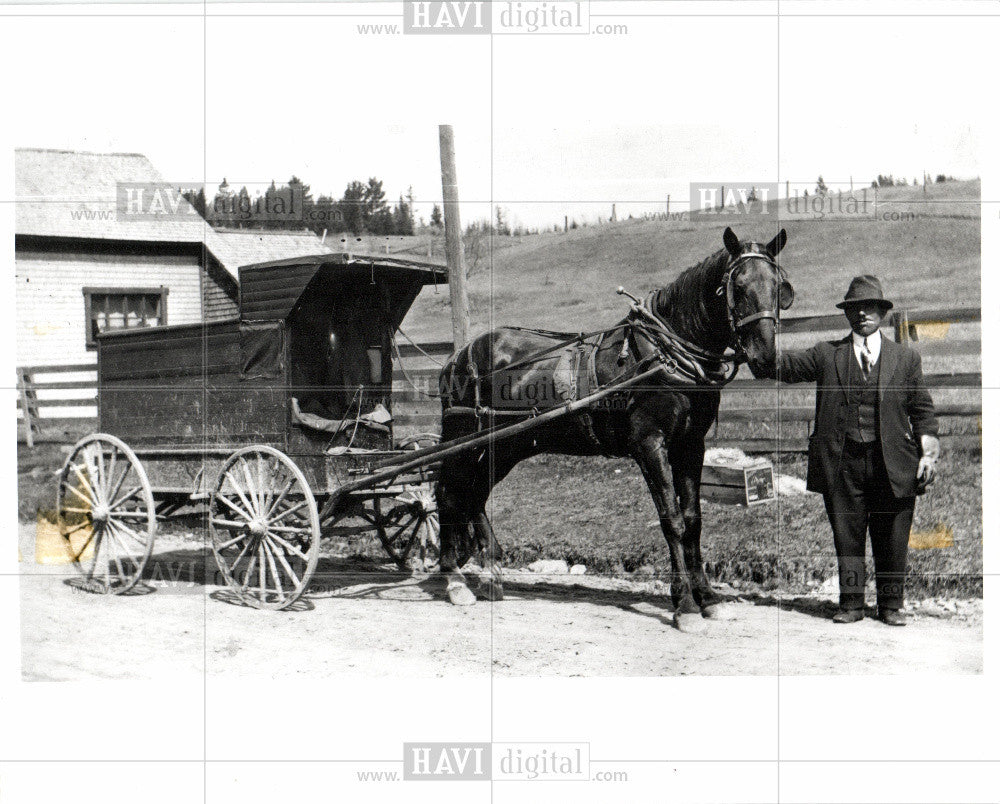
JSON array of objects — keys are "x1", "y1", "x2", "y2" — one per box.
[{"x1": 701, "y1": 458, "x2": 775, "y2": 506}]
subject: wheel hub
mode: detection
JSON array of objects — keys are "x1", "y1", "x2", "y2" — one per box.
[
  {"x1": 248, "y1": 519, "x2": 268, "y2": 538},
  {"x1": 91, "y1": 504, "x2": 110, "y2": 524}
]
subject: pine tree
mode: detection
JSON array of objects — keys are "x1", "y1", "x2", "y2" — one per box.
[
  {"x1": 340, "y1": 181, "x2": 366, "y2": 234},
  {"x1": 363, "y1": 177, "x2": 391, "y2": 234},
  {"x1": 393, "y1": 194, "x2": 414, "y2": 235}
]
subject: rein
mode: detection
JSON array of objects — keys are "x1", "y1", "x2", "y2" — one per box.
[{"x1": 628, "y1": 296, "x2": 741, "y2": 386}]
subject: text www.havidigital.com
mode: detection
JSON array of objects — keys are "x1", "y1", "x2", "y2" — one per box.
[
  {"x1": 354, "y1": 2, "x2": 627, "y2": 36},
  {"x1": 358, "y1": 742, "x2": 629, "y2": 783}
]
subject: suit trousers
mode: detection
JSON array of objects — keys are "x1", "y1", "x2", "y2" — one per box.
[{"x1": 822, "y1": 438, "x2": 915, "y2": 611}]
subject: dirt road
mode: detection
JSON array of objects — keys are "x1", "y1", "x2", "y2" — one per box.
[{"x1": 19, "y1": 527, "x2": 982, "y2": 680}]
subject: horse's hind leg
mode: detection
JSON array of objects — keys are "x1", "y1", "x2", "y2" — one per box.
[
  {"x1": 437, "y1": 476, "x2": 478, "y2": 606},
  {"x1": 436, "y1": 414, "x2": 481, "y2": 606},
  {"x1": 473, "y1": 511, "x2": 504, "y2": 601},
  {"x1": 436, "y1": 460, "x2": 507, "y2": 606},
  {"x1": 469, "y1": 445, "x2": 526, "y2": 601}
]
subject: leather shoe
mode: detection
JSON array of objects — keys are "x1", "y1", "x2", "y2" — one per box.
[
  {"x1": 832, "y1": 608, "x2": 864, "y2": 624},
  {"x1": 878, "y1": 608, "x2": 907, "y2": 627}
]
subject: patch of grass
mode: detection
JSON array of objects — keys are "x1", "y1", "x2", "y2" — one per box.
[
  {"x1": 17, "y1": 443, "x2": 67, "y2": 524},
  {"x1": 488, "y1": 450, "x2": 982, "y2": 599}
]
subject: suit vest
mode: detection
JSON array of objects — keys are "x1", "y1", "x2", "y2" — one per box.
[{"x1": 845, "y1": 349, "x2": 880, "y2": 442}]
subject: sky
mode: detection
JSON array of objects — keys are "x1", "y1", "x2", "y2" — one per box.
[{"x1": 0, "y1": 8, "x2": 984, "y2": 231}]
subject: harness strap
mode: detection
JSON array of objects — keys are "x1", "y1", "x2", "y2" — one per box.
[
  {"x1": 735, "y1": 309, "x2": 777, "y2": 327},
  {"x1": 633, "y1": 296, "x2": 739, "y2": 385},
  {"x1": 719, "y1": 251, "x2": 783, "y2": 342},
  {"x1": 469, "y1": 322, "x2": 631, "y2": 386},
  {"x1": 642, "y1": 291, "x2": 729, "y2": 362}
]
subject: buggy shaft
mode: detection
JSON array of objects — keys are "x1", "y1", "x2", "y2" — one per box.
[{"x1": 323, "y1": 363, "x2": 668, "y2": 510}]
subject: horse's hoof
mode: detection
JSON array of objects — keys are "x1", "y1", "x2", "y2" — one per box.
[
  {"x1": 674, "y1": 611, "x2": 708, "y2": 633},
  {"x1": 447, "y1": 583, "x2": 477, "y2": 606},
  {"x1": 702, "y1": 602, "x2": 738, "y2": 621},
  {"x1": 477, "y1": 580, "x2": 504, "y2": 601}
]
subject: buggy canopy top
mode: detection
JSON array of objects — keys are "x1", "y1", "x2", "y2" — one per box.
[{"x1": 238, "y1": 251, "x2": 448, "y2": 331}]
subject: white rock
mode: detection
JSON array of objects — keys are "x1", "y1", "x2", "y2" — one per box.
[
  {"x1": 774, "y1": 474, "x2": 811, "y2": 496},
  {"x1": 528, "y1": 559, "x2": 569, "y2": 575},
  {"x1": 569, "y1": 564, "x2": 587, "y2": 575},
  {"x1": 818, "y1": 576, "x2": 840, "y2": 596},
  {"x1": 705, "y1": 447, "x2": 750, "y2": 465}
]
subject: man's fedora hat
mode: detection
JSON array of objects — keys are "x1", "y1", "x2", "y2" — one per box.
[{"x1": 836, "y1": 275, "x2": 894, "y2": 310}]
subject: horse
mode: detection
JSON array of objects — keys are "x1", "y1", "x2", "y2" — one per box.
[{"x1": 434, "y1": 226, "x2": 793, "y2": 632}]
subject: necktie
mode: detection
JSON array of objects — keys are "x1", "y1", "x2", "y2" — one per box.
[{"x1": 860, "y1": 339, "x2": 872, "y2": 381}]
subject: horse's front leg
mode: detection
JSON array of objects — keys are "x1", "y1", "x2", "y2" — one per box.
[
  {"x1": 633, "y1": 433, "x2": 706, "y2": 633},
  {"x1": 673, "y1": 457, "x2": 738, "y2": 621}
]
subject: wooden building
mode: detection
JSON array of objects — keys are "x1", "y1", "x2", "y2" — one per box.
[{"x1": 15, "y1": 148, "x2": 330, "y2": 420}]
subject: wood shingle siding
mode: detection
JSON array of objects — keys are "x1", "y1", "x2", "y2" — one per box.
[
  {"x1": 16, "y1": 248, "x2": 203, "y2": 368},
  {"x1": 202, "y1": 257, "x2": 239, "y2": 321}
]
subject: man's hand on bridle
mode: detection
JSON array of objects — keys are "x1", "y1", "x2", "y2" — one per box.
[{"x1": 917, "y1": 434, "x2": 941, "y2": 487}]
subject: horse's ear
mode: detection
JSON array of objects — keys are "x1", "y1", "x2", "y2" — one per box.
[
  {"x1": 779, "y1": 280, "x2": 795, "y2": 310},
  {"x1": 723, "y1": 227, "x2": 741, "y2": 258},
  {"x1": 766, "y1": 228, "x2": 787, "y2": 258}
]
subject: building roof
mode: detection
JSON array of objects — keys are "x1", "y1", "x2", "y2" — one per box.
[
  {"x1": 324, "y1": 233, "x2": 437, "y2": 258},
  {"x1": 212, "y1": 228, "x2": 332, "y2": 268},
  {"x1": 14, "y1": 148, "x2": 328, "y2": 280}
]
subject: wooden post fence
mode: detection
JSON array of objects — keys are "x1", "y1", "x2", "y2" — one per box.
[{"x1": 16, "y1": 368, "x2": 37, "y2": 448}]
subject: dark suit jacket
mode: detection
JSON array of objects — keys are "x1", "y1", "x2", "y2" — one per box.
[{"x1": 775, "y1": 335, "x2": 938, "y2": 498}]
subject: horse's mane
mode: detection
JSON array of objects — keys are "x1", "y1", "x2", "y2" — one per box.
[{"x1": 651, "y1": 246, "x2": 732, "y2": 349}]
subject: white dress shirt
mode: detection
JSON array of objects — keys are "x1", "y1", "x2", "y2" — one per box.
[{"x1": 851, "y1": 329, "x2": 882, "y2": 371}]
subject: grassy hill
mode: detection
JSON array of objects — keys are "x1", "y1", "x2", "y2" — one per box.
[{"x1": 401, "y1": 178, "x2": 980, "y2": 343}]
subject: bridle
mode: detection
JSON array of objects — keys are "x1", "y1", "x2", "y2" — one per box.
[{"x1": 716, "y1": 250, "x2": 786, "y2": 355}]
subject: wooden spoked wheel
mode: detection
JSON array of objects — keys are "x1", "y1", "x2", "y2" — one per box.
[
  {"x1": 209, "y1": 446, "x2": 320, "y2": 610},
  {"x1": 375, "y1": 489, "x2": 440, "y2": 571},
  {"x1": 56, "y1": 434, "x2": 156, "y2": 594},
  {"x1": 384, "y1": 433, "x2": 441, "y2": 569}
]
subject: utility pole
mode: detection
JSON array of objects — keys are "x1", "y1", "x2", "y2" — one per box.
[{"x1": 438, "y1": 124, "x2": 470, "y2": 348}]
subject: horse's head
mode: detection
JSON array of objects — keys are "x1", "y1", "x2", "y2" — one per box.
[{"x1": 719, "y1": 226, "x2": 793, "y2": 378}]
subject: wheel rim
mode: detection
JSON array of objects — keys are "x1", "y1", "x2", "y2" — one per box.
[
  {"x1": 209, "y1": 447, "x2": 320, "y2": 610},
  {"x1": 56, "y1": 434, "x2": 155, "y2": 594}
]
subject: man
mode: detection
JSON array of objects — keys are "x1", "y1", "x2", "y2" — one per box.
[{"x1": 769, "y1": 275, "x2": 940, "y2": 626}]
